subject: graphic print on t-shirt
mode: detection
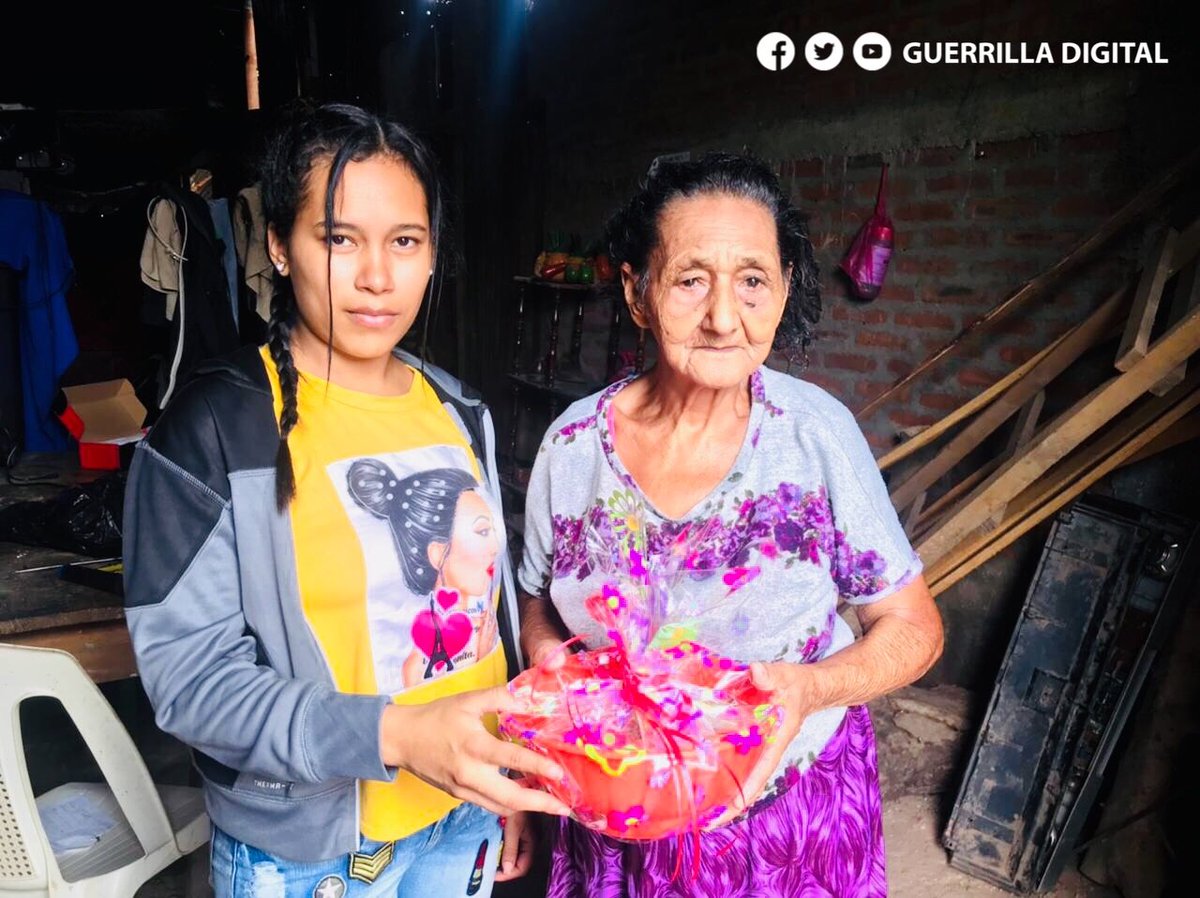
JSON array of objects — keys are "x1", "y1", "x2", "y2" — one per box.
[{"x1": 330, "y1": 445, "x2": 500, "y2": 695}]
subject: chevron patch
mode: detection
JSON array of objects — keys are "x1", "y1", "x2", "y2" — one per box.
[{"x1": 347, "y1": 841, "x2": 395, "y2": 884}]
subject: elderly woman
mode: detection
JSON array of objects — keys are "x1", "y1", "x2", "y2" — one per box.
[{"x1": 517, "y1": 153, "x2": 943, "y2": 897}]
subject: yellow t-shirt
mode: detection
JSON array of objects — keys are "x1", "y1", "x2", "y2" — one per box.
[{"x1": 261, "y1": 347, "x2": 507, "y2": 841}]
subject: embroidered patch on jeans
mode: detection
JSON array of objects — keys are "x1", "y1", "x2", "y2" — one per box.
[
  {"x1": 348, "y1": 842, "x2": 395, "y2": 884},
  {"x1": 312, "y1": 875, "x2": 346, "y2": 898},
  {"x1": 466, "y1": 839, "x2": 488, "y2": 895}
]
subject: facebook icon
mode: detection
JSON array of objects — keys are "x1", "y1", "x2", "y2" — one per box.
[{"x1": 757, "y1": 32, "x2": 796, "y2": 71}]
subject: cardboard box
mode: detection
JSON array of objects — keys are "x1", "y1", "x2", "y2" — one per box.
[{"x1": 54, "y1": 379, "x2": 147, "y2": 470}]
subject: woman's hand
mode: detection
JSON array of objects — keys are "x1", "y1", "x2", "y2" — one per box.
[
  {"x1": 704, "y1": 660, "x2": 815, "y2": 830},
  {"x1": 495, "y1": 811, "x2": 536, "y2": 882},
  {"x1": 380, "y1": 687, "x2": 571, "y2": 818},
  {"x1": 525, "y1": 637, "x2": 572, "y2": 670}
]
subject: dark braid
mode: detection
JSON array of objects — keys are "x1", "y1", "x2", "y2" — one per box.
[
  {"x1": 267, "y1": 288, "x2": 300, "y2": 510},
  {"x1": 258, "y1": 101, "x2": 449, "y2": 510}
]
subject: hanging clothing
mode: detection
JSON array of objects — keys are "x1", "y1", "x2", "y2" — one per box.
[
  {"x1": 0, "y1": 190, "x2": 79, "y2": 452},
  {"x1": 232, "y1": 184, "x2": 273, "y2": 322},
  {"x1": 139, "y1": 183, "x2": 239, "y2": 409},
  {"x1": 207, "y1": 197, "x2": 239, "y2": 331}
]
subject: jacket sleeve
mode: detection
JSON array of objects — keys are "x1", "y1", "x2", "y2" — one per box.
[{"x1": 122, "y1": 382, "x2": 393, "y2": 785}]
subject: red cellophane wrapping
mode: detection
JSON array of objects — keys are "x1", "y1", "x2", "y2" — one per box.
[{"x1": 498, "y1": 520, "x2": 782, "y2": 841}]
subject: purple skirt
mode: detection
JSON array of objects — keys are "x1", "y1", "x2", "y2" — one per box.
[{"x1": 546, "y1": 705, "x2": 886, "y2": 898}]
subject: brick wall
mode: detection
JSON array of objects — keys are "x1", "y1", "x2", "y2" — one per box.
[
  {"x1": 522, "y1": 0, "x2": 1187, "y2": 451},
  {"x1": 776, "y1": 131, "x2": 1136, "y2": 451}
]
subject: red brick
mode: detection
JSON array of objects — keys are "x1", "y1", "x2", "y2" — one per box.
[
  {"x1": 832, "y1": 305, "x2": 888, "y2": 325},
  {"x1": 919, "y1": 392, "x2": 964, "y2": 411},
  {"x1": 1004, "y1": 166, "x2": 1057, "y2": 188},
  {"x1": 920, "y1": 284, "x2": 980, "y2": 305},
  {"x1": 896, "y1": 311, "x2": 956, "y2": 330},
  {"x1": 888, "y1": 409, "x2": 940, "y2": 429},
  {"x1": 882, "y1": 284, "x2": 916, "y2": 302},
  {"x1": 1000, "y1": 345, "x2": 1039, "y2": 365},
  {"x1": 855, "y1": 379, "x2": 896, "y2": 399},
  {"x1": 968, "y1": 197, "x2": 1041, "y2": 219},
  {"x1": 926, "y1": 172, "x2": 993, "y2": 193},
  {"x1": 888, "y1": 358, "x2": 915, "y2": 377},
  {"x1": 1004, "y1": 230, "x2": 1067, "y2": 247},
  {"x1": 824, "y1": 352, "x2": 878, "y2": 373},
  {"x1": 975, "y1": 137, "x2": 1039, "y2": 162},
  {"x1": 895, "y1": 201, "x2": 958, "y2": 222},
  {"x1": 895, "y1": 255, "x2": 958, "y2": 277},
  {"x1": 992, "y1": 315, "x2": 1036, "y2": 336},
  {"x1": 1052, "y1": 195, "x2": 1115, "y2": 218},
  {"x1": 977, "y1": 258, "x2": 1047, "y2": 280},
  {"x1": 1061, "y1": 130, "x2": 1124, "y2": 154},
  {"x1": 922, "y1": 226, "x2": 991, "y2": 248},
  {"x1": 957, "y1": 367, "x2": 1001, "y2": 389},
  {"x1": 856, "y1": 330, "x2": 909, "y2": 349}
]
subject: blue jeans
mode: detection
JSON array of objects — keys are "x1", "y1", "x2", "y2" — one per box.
[{"x1": 210, "y1": 802, "x2": 502, "y2": 898}]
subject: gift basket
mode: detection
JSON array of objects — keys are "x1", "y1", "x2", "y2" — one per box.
[{"x1": 498, "y1": 512, "x2": 783, "y2": 842}]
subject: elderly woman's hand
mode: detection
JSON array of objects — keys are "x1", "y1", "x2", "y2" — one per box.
[{"x1": 704, "y1": 660, "x2": 817, "y2": 829}]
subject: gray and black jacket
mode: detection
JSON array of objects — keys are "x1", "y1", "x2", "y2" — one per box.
[{"x1": 123, "y1": 345, "x2": 521, "y2": 861}]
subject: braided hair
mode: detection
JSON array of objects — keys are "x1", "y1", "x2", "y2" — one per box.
[
  {"x1": 604, "y1": 152, "x2": 821, "y2": 365},
  {"x1": 260, "y1": 102, "x2": 447, "y2": 510}
]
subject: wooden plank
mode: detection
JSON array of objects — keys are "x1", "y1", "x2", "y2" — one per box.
[
  {"x1": 1115, "y1": 228, "x2": 1179, "y2": 371},
  {"x1": 902, "y1": 491, "x2": 927, "y2": 538},
  {"x1": 924, "y1": 380, "x2": 1197, "y2": 585},
  {"x1": 1122, "y1": 410, "x2": 1200, "y2": 465},
  {"x1": 856, "y1": 147, "x2": 1200, "y2": 420},
  {"x1": 878, "y1": 332, "x2": 1067, "y2": 471},
  {"x1": 2, "y1": 621, "x2": 136, "y2": 683},
  {"x1": 1150, "y1": 259, "x2": 1200, "y2": 395},
  {"x1": 889, "y1": 286, "x2": 1129, "y2": 510},
  {"x1": 988, "y1": 390, "x2": 1046, "y2": 526},
  {"x1": 918, "y1": 303, "x2": 1200, "y2": 565},
  {"x1": 929, "y1": 384, "x2": 1200, "y2": 594},
  {"x1": 911, "y1": 458, "x2": 1002, "y2": 540}
]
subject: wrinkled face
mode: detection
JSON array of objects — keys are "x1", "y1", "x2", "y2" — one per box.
[
  {"x1": 626, "y1": 193, "x2": 789, "y2": 390},
  {"x1": 268, "y1": 154, "x2": 433, "y2": 366},
  {"x1": 432, "y1": 490, "x2": 498, "y2": 597}
]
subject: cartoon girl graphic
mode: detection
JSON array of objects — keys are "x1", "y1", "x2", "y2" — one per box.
[{"x1": 347, "y1": 460, "x2": 500, "y2": 687}]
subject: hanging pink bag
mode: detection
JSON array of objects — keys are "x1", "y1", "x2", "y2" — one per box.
[{"x1": 840, "y1": 163, "x2": 894, "y2": 301}]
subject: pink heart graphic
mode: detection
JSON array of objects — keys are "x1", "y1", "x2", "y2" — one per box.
[
  {"x1": 435, "y1": 589, "x2": 459, "y2": 611},
  {"x1": 411, "y1": 610, "x2": 473, "y2": 664}
]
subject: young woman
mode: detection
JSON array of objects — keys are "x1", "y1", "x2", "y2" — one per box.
[{"x1": 123, "y1": 103, "x2": 566, "y2": 898}]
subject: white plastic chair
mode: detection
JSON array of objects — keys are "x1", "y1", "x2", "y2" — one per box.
[{"x1": 0, "y1": 644, "x2": 208, "y2": 898}]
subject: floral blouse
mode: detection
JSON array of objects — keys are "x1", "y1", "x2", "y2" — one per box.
[{"x1": 518, "y1": 366, "x2": 921, "y2": 793}]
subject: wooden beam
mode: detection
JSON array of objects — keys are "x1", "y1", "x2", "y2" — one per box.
[
  {"x1": 923, "y1": 381, "x2": 1196, "y2": 585},
  {"x1": 1115, "y1": 228, "x2": 1179, "y2": 371},
  {"x1": 1122, "y1": 410, "x2": 1200, "y2": 465},
  {"x1": 856, "y1": 147, "x2": 1200, "y2": 420},
  {"x1": 1150, "y1": 259, "x2": 1200, "y2": 395},
  {"x1": 988, "y1": 390, "x2": 1045, "y2": 526},
  {"x1": 877, "y1": 332, "x2": 1067, "y2": 471},
  {"x1": 918, "y1": 302, "x2": 1200, "y2": 565},
  {"x1": 929, "y1": 383, "x2": 1200, "y2": 594},
  {"x1": 911, "y1": 457, "x2": 1003, "y2": 540},
  {"x1": 902, "y1": 491, "x2": 927, "y2": 538},
  {"x1": 889, "y1": 286, "x2": 1129, "y2": 510}
]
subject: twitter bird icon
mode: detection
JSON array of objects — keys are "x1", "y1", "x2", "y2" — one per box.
[{"x1": 805, "y1": 32, "x2": 844, "y2": 70}]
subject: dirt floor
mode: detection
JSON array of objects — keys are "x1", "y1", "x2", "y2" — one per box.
[{"x1": 133, "y1": 684, "x2": 1122, "y2": 897}]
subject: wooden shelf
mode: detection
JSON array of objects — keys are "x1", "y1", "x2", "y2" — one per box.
[
  {"x1": 513, "y1": 275, "x2": 603, "y2": 293},
  {"x1": 507, "y1": 372, "x2": 600, "y2": 402}
]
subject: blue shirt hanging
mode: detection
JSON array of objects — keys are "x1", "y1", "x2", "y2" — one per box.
[{"x1": 0, "y1": 190, "x2": 79, "y2": 452}]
